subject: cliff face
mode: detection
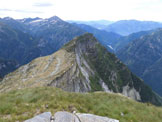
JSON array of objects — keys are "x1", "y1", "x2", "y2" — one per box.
[{"x1": 0, "y1": 33, "x2": 162, "y2": 105}]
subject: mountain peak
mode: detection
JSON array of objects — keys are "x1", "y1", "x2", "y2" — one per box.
[
  {"x1": 63, "y1": 33, "x2": 98, "y2": 52},
  {"x1": 1, "y1": 33, "x2": 161, "y2": 105},
  {"x1": 47, "y1": 16, "x2": 63, "y2": 22},
  {"x1": 3, "y1": 17, "x2": 14, "y2": 21},
  {"x1": 19, "y1": 17, "x2": 42, "y2": 23},
  {"x1": 74, "y1": 33, "x2": 97, "y2": 43}
]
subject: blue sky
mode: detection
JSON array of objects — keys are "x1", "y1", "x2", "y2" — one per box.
[{"x1": 0, "y1": 0, "x2": 162, "y2": 21}]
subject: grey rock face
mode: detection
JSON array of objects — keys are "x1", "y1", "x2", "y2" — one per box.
[
  {"x1": 25, "y1": 111, "x2": 119, "y2": 122},
  {"x1": 76, "y1": 113, "x2": 119, "y2": 122},
  {"x1": 54, "y1": 111, "x2": 80, "y2": 122},
  {"x1": 24, "y1": 112, "x2": 51, "y2": 122}
]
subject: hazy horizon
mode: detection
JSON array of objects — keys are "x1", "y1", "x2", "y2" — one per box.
[
  {"x1": 1, "y1": 16, "x2": 162, "y2": 23},
  {"x1": 0, "y1": 0, "x2": 162, "y2": 22}
]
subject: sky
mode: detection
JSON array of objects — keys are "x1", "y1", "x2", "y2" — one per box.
[{"x1": 0, "y1": 0, "x2": 162, "y2": 21}]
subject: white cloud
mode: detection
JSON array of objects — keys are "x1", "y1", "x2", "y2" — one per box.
[
  {"x1": 33, "y1": 3, "x2": 53, "y2": 7},
  {"x1": 0, "y1": 0, "x2": 162, "y2": 21}
]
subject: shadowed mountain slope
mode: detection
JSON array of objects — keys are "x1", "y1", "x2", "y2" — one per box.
[{"x1": 117, "y1": 29, "x2": 162, "y2": 96}]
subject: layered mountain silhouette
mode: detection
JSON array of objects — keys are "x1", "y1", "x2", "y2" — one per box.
[
  {"x1": 113, "y1": 30, "x2": 153, "y2": 51},
  {"x1": 0, "y1": 16, "x2": 85, "y2": 76},
  {"x1": 67, "y1": 20, "x2": 114, "y2": 30},
  {"x1": 0, "y1": 33, "x2": 162, "y2": 105},
  {"x1": 72, "y1": 23, "x2": 121, "y2": 52},
  {"x1": 2, "y1": 16, "x2": 162, "y2": 78},
  {"x1": 73, "y1": 23, "x2": 155, "y2": 52},
  {"x1": 117, "y1": 29, "x2": 162, "y2": 96},
  {"x1": 0, "y1": 17, "x2": 28, "y2": 33},
  {"x1": 0, "y1": 21, "x2": 35, "y2": 65},
  {"x1": 104, "y1": 20, "x2": 162, "y2": 36},
  {"x1": 20, "y1": 16, "x2": 85, "y2": 51},
  {"x1": 1, "y1": 16, "x2": 162, "y2": 102}
]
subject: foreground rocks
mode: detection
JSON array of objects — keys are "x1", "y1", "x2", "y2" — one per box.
[
  {"x1": 25, "y1": 111, "x2": 119, "y2": 122},
  {"x1": 25, "y1": 112, "x2": 51, "y2": 122}
]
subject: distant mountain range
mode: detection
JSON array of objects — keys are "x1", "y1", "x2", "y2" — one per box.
[
  {"x1": 70, "y1": 20, "x2": 162, "y2": 51},
  {"x1": 1, "y1": 15, "x2": 162, "y2": 122},
  {"x1": 20, "y1": 16, "x2": 85, "y2": 58},
  {"x1": 1, "y1": 17, "x2": 152, "y2": 77},
  {"x1": 0, "y1": 21, "x2": 35, "y2": 65},
  {"x1": 73, "y1": 23, "x2": 156, "y2": 52},
  {"x1": 67, "y1": 20, "x2": 114, "y2": 30},
  {"x1": 117, "y1": 29, "x2": 162, "y2": 96},
  {"x1": 0, "y1": 16, "x2": 85, "y2": 76},
  {"x1": 113, "y1": 30, "x2": 153, "y2": 51},
  {"x1": 72, "y1": 23, "x2": 122, "y2": 52},
  {"x1": 104, "y1": 20, "x2": 162, "y2": 36},
  {"x1": 1, "y1": 16, "x2": 162, "y2": 99},
  {"x1": 68, "y1": 19, "x2": 162, "y2": 36},
  {"x1": 1, "y1": 33, "x2": 161, "y2": 106}
]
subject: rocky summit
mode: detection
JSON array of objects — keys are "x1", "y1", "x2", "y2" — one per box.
[
  {"x1": 25, "y1": 111, "x2": 119, "y2": 122},
  {"x1": 0, "y1": 33, "x2": 162, "y2": 106}
]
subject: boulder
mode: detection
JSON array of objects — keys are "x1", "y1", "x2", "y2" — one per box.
[
  {"x1": 54, "y1": 111, "x2": 79, "y2": 122},
  {"x1": 76, "y1": 113, "x2": 119, "y2": 122},
  {"x1": 24, "y1": 111, "x2": 119, "y2": 122},
  {"x1": 24, "y1": 112, "x2": 51, "y2": 122}
]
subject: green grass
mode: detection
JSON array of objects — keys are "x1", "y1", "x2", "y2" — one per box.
[{"x1": 0, "y1": 87, "x2": 162, "y2": 122}]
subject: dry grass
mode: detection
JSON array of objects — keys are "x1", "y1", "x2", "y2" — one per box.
[{"x1": 0, "y1": 49, "x2": 75, "y2": 92}]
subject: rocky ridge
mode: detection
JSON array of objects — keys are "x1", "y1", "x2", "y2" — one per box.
[{"x1": 0, "y1": 33, "x2": 162, "y2": 105}]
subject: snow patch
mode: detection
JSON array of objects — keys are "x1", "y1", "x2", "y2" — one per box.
[
  {"x1": 29, "y1": 19, "x2": 45, "y2": 23},
  {"x1": 107, "y1": 45, "x2": 114, "y2": 50}
]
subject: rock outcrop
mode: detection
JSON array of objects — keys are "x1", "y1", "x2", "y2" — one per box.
[
  {"x1": 25, "y1": 112, "x2": 52, "y2": 122},
  {"x1": 25, "y1": 111, "x2": 119, "y2": 122}
]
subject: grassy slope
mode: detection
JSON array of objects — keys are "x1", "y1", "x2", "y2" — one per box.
[{"x1": 0, "y1": 87, "x2": 162, "y2": 122}]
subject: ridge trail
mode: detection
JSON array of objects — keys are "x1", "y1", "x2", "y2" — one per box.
[{"x1": 50, "y1": 57, "x2": 61, "y2": 76}]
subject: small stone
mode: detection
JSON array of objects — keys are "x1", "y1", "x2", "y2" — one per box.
[
  {"x1": 45, "y1": 104, "x2": 48, "y2": 109},
  {"x1": 120, "y1": 112, "x2": 124, "y2": 116},
  {"x1": 73, "y1": 111, "x2": 76, "y2": 114}
]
